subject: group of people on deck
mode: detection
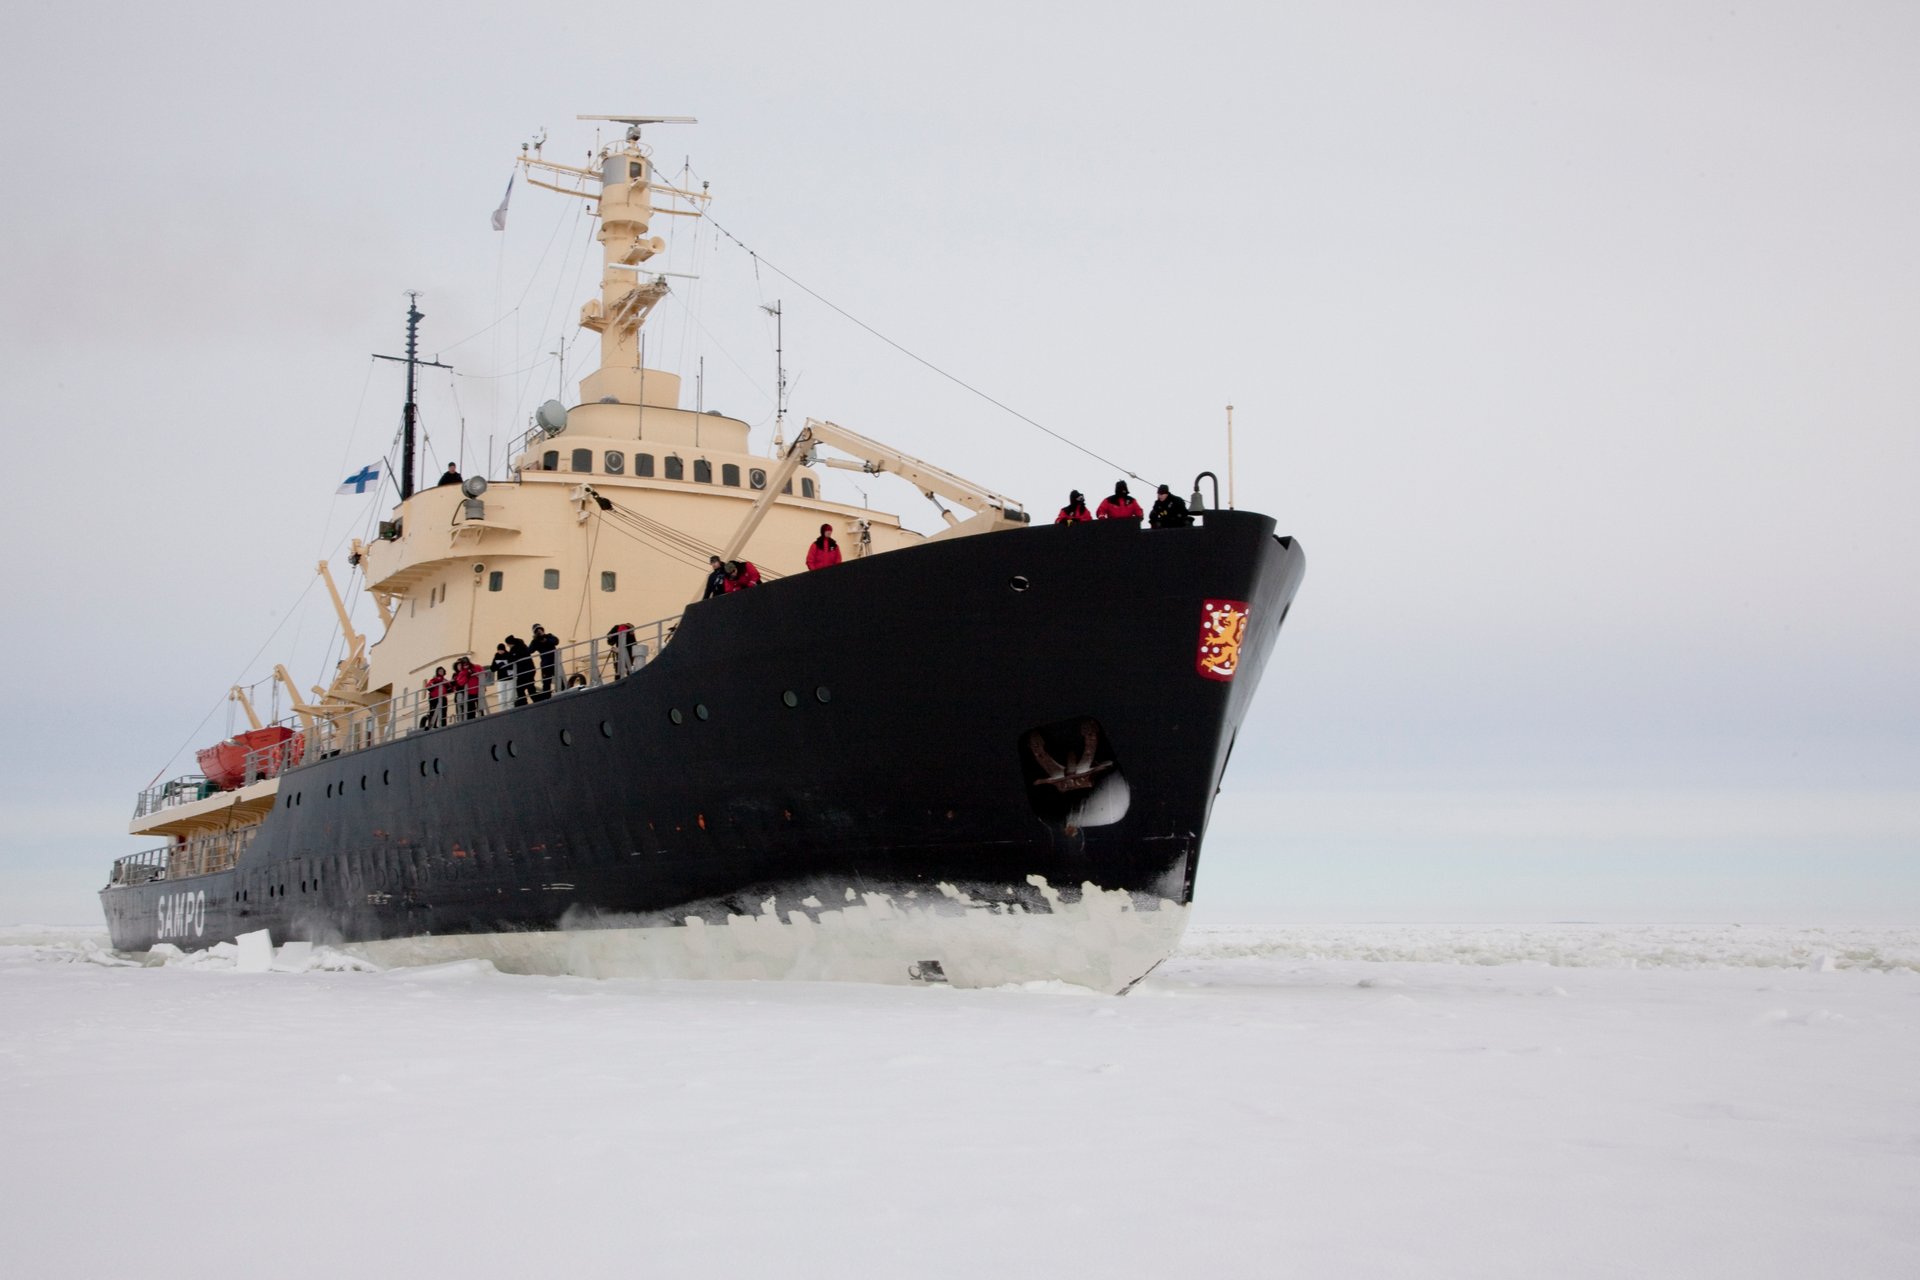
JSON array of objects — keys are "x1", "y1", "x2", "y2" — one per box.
[
  {"x1": 1055, "y1": 480, "x2": 1192, "y2": 528},
  {"x1": 701, "y1": 524, "x2": 844, "y2": 601},
  {"x1": 424, "y1": 620, "x2": 644, "y2": 727}
]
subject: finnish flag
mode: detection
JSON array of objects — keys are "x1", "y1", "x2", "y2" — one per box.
[{"x1": 337, "y1": 461, "x2": 385, "y2": 495}]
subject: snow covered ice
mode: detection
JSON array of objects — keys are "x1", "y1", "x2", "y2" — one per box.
[{"x1": 3, "y1": 922, "x2": 1917, "y2": 1278}]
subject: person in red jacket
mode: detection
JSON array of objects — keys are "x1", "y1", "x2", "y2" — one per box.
[
  {"x1": 1095, "y1": 481, "x2": 1143, "y2": 522},
  {"x1": 425, "y1": 667, "x2": 449, "y2": 727},
  {"x1": 451, "y1": 656, "x2": 483, "y2": 720},
  {"x1": 1055, "y1": 490, "x2": 1092, "y2": 524},
  {"x1": 724, "y1": 559, "x2": 761, "y2": 592},
  {"x1": 806, "y1": 523, "x2": 842, "y2": 570}
]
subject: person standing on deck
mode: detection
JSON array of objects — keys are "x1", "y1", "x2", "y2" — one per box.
[
  {"x1": 1055, "y1": 491, "x2": 1092, "y2": 524},
  {"x1": 488, "y1": 643, "x2": 513, "y2": 713},
  {"x1": 504, "y1": 635, "x2": 535, "y2": 707},
  {"x1": 425, "y1": 667, "x2": 449, "y2": 727},
  {"x1": 703, "y1": 555, "x2": 729, "y2": 600},
  {"x1": 437, "y1": 463, "x2": 463, "y2": 487},
  {"x1": 529, "y1": 625, "x2": 560, "y2": 701},
  {"x1": 724, "y1": 560, "x2": 761, "y2": 592},
  {"x1": 1096, "y1": 482, "x2": 1143, "y2": 522},
  {"x1": 806, "y1": 524, "x2": 842, "y2": 570},
  {"x1": 1149, "y1": 485, "x2": 1193, "y2": 528}
]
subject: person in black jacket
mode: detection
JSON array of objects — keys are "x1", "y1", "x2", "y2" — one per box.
[
  {"x1": 703, "y1": 555, "x2": 728, "y2": 600},
  {"x1": 1149, "y1": 484, "x2": 1193, "y2": 528},
  {"x1": 504, "y1": 635, "x2": 535, "y2": 707},
  {"x1": 488, "y1": 643, "x2": 513, "y2": 713},
  {"x1": 529, "y1": 624, "x2": 560, "y2": 700},
  {"x1": 437, "y1": 463, "x2": 463, "y2": 487}
]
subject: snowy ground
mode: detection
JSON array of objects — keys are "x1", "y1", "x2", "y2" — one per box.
[{"x1": 4, "y1": 922, "x2": 1916, "y2": 1279}]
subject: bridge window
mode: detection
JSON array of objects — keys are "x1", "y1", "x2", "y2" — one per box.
[
  {"x1": 571, "y1": 448, "x2": 593, "y2": 473},
  {"x1": 604, "y1": 450, "x2": 625, "y2": 474},
  {"x1": 749, "y1": 468, "x2": 767, "y2": 490},
  {"x1": 542, "y1": 450, "x2": 558, "y2": 471},
  {"x1": 722, "y1": 464, "x2": 740, "y2": 487},
  {"x1": 488, "y1": 571, "x2": 503, "y2": 592},
  {"x1": 802, "y1": 478, "x2": 816, "y2": 498},
  {"x1": 693, "y1": 459, "x2": 713, "y2": 483},
  {"x1": 601, "y1": 571, "x2": 616, "y2": 592},
  {"x1": 664, "y1": 455, "x2": 684, "y2": 480},
  {"x1": 636, "y1": 453, "x2": 654, "y2": 477},
  {"x1": 543, "y1": 569, "x2": 560, "y2": 590}
]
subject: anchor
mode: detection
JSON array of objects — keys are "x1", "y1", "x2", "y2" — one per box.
[{"x1": 1027, "y1": 721, "x2": 1113, "y2": 793}]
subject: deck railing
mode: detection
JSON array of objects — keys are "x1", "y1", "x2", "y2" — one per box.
[
  {"x1": 238, "y1": 613, "x2": 680, "y2": 784},
  {"x1": 109, "y1": 825, "x2": 258, "y2": 886},
  {"x1": 133, "y1": 775, "x2": 218, "y2": 821}
]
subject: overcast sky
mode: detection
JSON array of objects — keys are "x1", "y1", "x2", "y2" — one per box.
[{"x1": 1, "y1": 1, "x2": 1914, "y2": 924}]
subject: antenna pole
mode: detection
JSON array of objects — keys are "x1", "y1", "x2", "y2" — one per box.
[
  {"x1": 373, "y1": 292, "x2": 451, "y2": 502},
  {"x1": 764, "y1": 299, "x2": 786, "y2": 451},
  {"x1": 1226, "y1": 403, "x2": 1236, "y2": 509}
]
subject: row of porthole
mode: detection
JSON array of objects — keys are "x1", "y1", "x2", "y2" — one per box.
[
  {"x1": 284, "y1": 719, "x2": 630, "y2": 804},
  {"x1": 233, "y1": 874, "x2": 312, "y2": 904},
  {"x1": 279, "y1": 688, "x2": 837, "y2": 805},
  {"x1": 668, "y1": 687, "x2": 832, "y2": 725}
]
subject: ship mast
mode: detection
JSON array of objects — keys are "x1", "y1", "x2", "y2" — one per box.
[
  {"x1": 373, "y1": 294, "x2": 451, "y2": 500},
  {"x1": 516, "y1": 115, "x2": 702, "y2": 405}
]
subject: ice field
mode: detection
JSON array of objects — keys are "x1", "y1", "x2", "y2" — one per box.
[{"x1": 4, "y1": 920, "x2": 1917, "y2": 1279}]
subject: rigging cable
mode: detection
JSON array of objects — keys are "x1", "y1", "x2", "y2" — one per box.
[
  {"x1": 143, "y1": 575, "x2": 323, "y2": 787},
  {"x1": 693, "y1": 205, "x2": 1146, "y2": 484}
]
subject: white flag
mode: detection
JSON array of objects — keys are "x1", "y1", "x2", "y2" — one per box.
[
  {"x1": 337, "y1": 461, "x2": 385, "y2": 495},
  {"x1": 491, "y1": 175, "x2": 514, "y2": 232}
]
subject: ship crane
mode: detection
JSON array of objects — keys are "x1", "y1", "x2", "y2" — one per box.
[{"x1": 711, "y1": 417, "x2": 1028, "y2": 587}]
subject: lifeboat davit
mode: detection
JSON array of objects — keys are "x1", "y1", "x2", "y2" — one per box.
[{"x1": 195, "y1": 726, "x2": 302, "y2": 791}]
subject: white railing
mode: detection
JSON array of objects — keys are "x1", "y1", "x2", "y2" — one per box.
[{"x1": 238, "y1": 613, "x2": 680, "y2": 782}]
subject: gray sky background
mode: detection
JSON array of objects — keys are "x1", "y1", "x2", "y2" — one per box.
[{"x1": 1, "y1": 1, "x2": 1914, "y2": 923}]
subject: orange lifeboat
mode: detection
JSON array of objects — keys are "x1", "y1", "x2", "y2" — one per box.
[{"x1": 195, "y1": 726, "x2": 303, "y2": 791}]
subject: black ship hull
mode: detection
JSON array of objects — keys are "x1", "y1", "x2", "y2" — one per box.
[{"x1": 104, "y1": 512, "x2": 1304, "y2": 991}]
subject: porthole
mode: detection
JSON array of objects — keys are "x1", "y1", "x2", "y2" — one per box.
[
  {"x1": 296, "y1": 792, "x2": 302, "y2": 805},
  {"x1": 1009, "y1": 575, "x2": 1031, "y2": 592},
  {"x1": 491, "y1": 744, "x2": 501, "y2": 762},
  {"x1": 325, "y1": 783, "x2": 333, "y2": 798},
  {"x1": 382, "y1": 769, "x2": 390, "y2": 785},
  {"x1": 815, "y1": 686, "x2": 832, "y2": 704},
  {"x1": 432, "y1": 758, "x2": 442, "y2": 775},
  {"x1": 669, "y1": 708, "x2": 683, "y2": 725},
  {"x1": 506, "y1": 740, "x2": 519, "y2": 758},
  {"x1": 419, "y1": 760, "x2": 428, "y2": 777},
  {"x1": 695, "y1": 703, "x2": 710, "y2": 721},
  {"x1": 360, "y1": 775, "x2": 367, "y2": 790},
  {"x1": 599, "y1": 720, "x2": 614, "y2": 738},
  {"x1": 560, "y1": 729, "x2": 573, "y2": 746},
  {"x1": 782, "y1": 690, "x2": 799, "y2": 708}
]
